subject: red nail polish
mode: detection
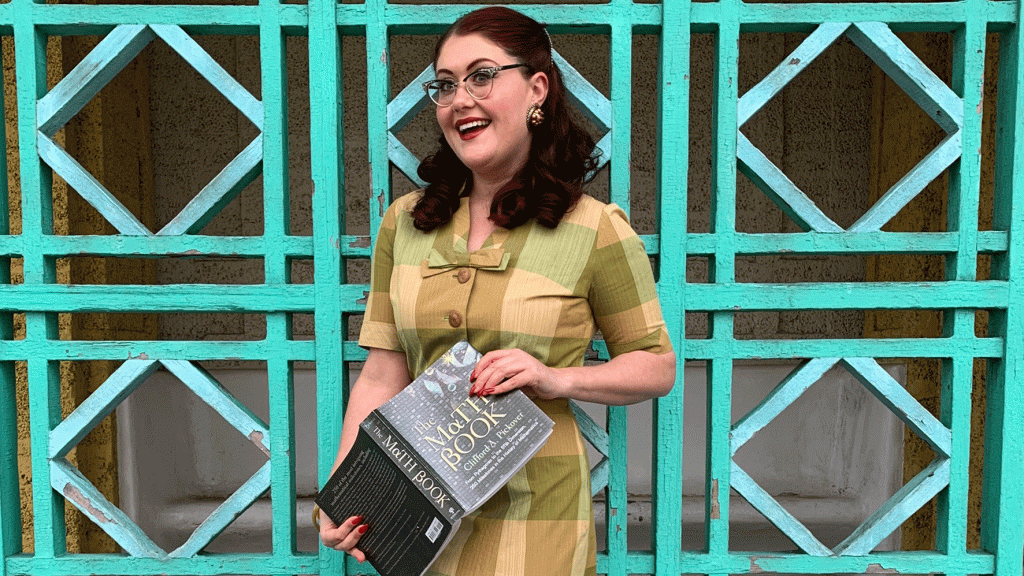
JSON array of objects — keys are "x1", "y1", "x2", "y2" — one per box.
[
  {"x1": 357, "y1": 524, "x2": 369, "y2": 534},
  {"x1": 351, "y1": 516, "x2": 362, "y2": 525}
]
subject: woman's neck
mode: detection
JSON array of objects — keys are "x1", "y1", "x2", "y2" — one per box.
[{"x1": 465, "y1": 175, "x2": 504, "y2": 252}]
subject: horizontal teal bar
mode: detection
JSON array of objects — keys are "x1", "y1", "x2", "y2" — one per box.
[
  {"x1": 0, "y1": 283, "x2": 1005, "y2": 312},
  {"x1": 5, "y1": 553, "x2": 318, "y2": 575},
  {"x1": 2, "y1": 232, "x2": 1009, "y2": 258},
  {"x1": 593, "y1": 550, "x2": 994, "y2": 575},
  {"x1": 0, "y1": 340, "x2": 366, "y2": 362},
  {"x1": 0, "y1": 284, "x2": 368, "y2": 313},
  {"x1": 691, "y1": 1, "x2": 1017, "y2": 32},
  {"x1": 687, "y1": 281, "x2": 1007, "y2": 310},
  {"x1": 683, "y1": 337, "x2": 1005, "y2": 359},
  {"x1": 4, "y1": 232, "x2": 1009, "y2": 259},
  {"x1": 381, "y1": 3, "x2": 659, "y2": 32},
  {"x1": 2, "y1": 4, "x2": 312, "y2": 35},
  {"x1": 6, "y1": 550, "x2": 993, "y2": 576},
  {"x1": 687, "y1": 231, "x2": 1009, "y2": 255},
  {"x1": 0, "y1": 235, "x2": 370, "y2": 258},
  {"x1": 1, "y1": 2, "x2": 1012, "y2": 36},
  {"x1": 0, "y1": 340, "x2": 318, "y2": 361}
]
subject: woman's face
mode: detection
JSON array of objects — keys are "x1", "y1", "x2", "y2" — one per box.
[{"x1": 434, "y1": 33, "x2": 548, "y2": 185}]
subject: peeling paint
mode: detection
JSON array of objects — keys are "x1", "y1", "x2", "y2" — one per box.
[
  {"x1": 378, "y1": 189, "x2": 386, "y2": 217},
  {"x1": 349, "y1": 236, "x2": 371, "y2": 249},
  {"x1": 710, "y1": 479, "x2": 720, "y2": 519},
  {"x1": 357, "y1": 290, "x2": 369, "y2": 305},
  {"x1": 331, "y1": 236, "x2": 341, "y2": 250},
  {"x1": 865, "y1": 563, "x2": 898, "y2": 573},
  {"x1": 132, "y1": 352, "x2": 150, "y2": 360},
  {"x1": 63, "y1": 484, "x2": 112, "y2": 524},
  {"x1": 789, "y1": 58, "x2": 801, "y2": 65},
  {"x1": 249, "y1": 431, "x2": 271, "y2": 457},
  {"x1": 380, "y1": 48, "x2": 387, "y2": 65}
]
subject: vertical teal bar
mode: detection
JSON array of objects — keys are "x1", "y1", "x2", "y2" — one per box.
[
  {"x1": 706, "y1": 0, "x2": 739, "y2": 563},
  {"x1": 608, "y1": 0, "x2": 632, "y2": 214},
  {"x1": 604, "y1": 405, "x2": 628, "y2": 575},
  {"x1": 652, "y1": 0, "x2": 688, "y2": 573},
  {"x1": 605, "y1": 3, "x2": 634, "y2": 571},
  {"x1": 310, "y1": 0, "x2": 345, "y2": 573},
  {"x1": 15, "y1": 0, "x2": 63, "y2": 558},
  {"x1": 936, "y1": 5, "x2": 985, "y2": 560},
  {"x1": 260, "y1": 0, "x2": 298, "y2": 563},
  {"x1": 981, "y1": 9, "x2": 1024, "y2": 576},
  {"x1": 0, "y1": 29, "x2": 20, "y2": 574},
  {"x1": 365, "y1": 0, "x2": 390, "y2": 245}
]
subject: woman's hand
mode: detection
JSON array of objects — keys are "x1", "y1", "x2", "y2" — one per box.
[
  {"x1": 469, "y1": 348, "x2": 676, "y2": 405},
  {"x1": 318, "y1": 512, "x2": 369, "y2": 562},
  {"x1": 469, "y1": 348, "x2": 568, "y2": 400}
]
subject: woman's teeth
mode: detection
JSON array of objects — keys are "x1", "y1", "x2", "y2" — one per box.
[{"x1": 458, "y1": 120, "x2": 490, "y2": 134}]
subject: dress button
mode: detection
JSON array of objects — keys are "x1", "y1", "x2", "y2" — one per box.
[
  {"x1": 457, "y1": 268, "x2": 472, "y2": 283},
  {"x1": 448, "y1": 311, "x2": 463, "y2": 328}
]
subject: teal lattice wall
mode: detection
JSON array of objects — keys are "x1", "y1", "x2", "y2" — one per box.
[{"x1": 2, "y1": 0, "x2": 1023, "y2": 575}]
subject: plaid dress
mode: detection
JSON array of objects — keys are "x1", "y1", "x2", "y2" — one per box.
[{"x1": 359, "y1": 191, "x2": 672, "y2": 576}]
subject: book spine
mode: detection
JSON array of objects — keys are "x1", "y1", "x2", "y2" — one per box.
[{"x1": 362, "y1": 411, "x2": 466, "y2": 522}]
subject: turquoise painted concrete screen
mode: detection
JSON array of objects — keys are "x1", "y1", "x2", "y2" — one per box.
[{"x1": 1, "y1": 0, "x2": 1023, "y2": 575}]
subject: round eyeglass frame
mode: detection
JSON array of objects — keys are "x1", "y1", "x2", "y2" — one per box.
[{"x1": 422, "y1": 63, "x2": 528, "y2": 107}]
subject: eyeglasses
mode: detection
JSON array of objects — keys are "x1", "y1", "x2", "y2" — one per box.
[{"x1": 422, "y1": 64, "x2": 528, "y2": 107}]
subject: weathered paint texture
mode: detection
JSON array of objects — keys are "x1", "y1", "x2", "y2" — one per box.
[{"x1": 7, "y1": 24, "x2": 154, "y2": 554}]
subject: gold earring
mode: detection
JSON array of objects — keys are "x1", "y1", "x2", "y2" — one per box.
[{"x1": 527, "y1": 103, "x2": 545, "y2": 128}]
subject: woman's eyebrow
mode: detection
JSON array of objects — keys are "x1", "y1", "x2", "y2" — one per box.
[{"x1": 435, "y1": 58, "x2": 498, "y2": 77}]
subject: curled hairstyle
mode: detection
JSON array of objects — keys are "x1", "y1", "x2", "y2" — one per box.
[{"x1": 413, "y1": 6, "x2": 600, "y2": 231}]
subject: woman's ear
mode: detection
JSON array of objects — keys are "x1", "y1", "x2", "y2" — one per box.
[{"x1": 530, "y1": 71, "x2": 549, "y2": 106}]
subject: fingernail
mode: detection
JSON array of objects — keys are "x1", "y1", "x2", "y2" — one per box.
[
  {"x1": 351, "y1": 516, "x2": 362, "y2": 525},
  {"x1": 470, "y1": 374, "x2": 476, "y2": 382},
  {"x1": 357, "y1": 524, "x2": 369, "y2": 534}
]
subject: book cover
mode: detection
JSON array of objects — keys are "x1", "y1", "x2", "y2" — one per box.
[{"x1": 315, "y1": 341, "x2": 554, "y2": 576}]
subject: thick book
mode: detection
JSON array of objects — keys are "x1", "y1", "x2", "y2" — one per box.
[{"x1": 314, "y1": 341, "x2": 555, "y2": 576}]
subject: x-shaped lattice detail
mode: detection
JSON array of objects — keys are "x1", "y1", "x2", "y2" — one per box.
[
  {"x1": 36, "y1": 24, "x2": 264, "y2": 236},
  {"x1": 738, "y1": 22, "x2": 963, "y2": 233},
  {"x1": 49, "y1": 359, "x2": 271, "y2": 558},
  {"x1": 730, "y1": 357, "x2": 951, "y2": 556}
]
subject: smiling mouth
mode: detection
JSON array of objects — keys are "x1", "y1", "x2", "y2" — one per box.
[{"x1": 457, "y1": 119, "x2": 491, "y2": 138}]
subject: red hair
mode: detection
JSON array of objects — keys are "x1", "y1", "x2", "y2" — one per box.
[{"x1": 413, "y1": 7, "x2": 599, "y2": 231}]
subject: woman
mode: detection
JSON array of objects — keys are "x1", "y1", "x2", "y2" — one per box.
[{"x1": 318, "y1": 6, "x2": 675, "y2": 575}]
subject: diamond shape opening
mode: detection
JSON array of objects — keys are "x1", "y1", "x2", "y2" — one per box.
[
  {"x1": 52, "y1": 359, "x2": 272, "y2": 557},
  {"x1": 121, "y1": 367, "x2": 269, "y2": 553},
  {"x1": 737, "y1": 26, "x2": 957, "y2": 234},
  {"x1": 41, "y1": 27, "x2": 264, "y2": 237},
  {"x1": 730, "y1": 358, "x2": 951, "y2": 555}
]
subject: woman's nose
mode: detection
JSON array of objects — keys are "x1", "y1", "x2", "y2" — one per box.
[{"x1": 450, "y1": 82, "x2": 475, "y2": 110}]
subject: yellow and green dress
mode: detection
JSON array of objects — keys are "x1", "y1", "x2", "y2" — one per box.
[{"x1": 359, "y1": 191, "x2": 672, "y2": 576}]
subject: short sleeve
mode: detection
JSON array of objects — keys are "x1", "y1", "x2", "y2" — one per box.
[
  {"x1": 357, "y1": 200, "x2": 404, "y2": 352},
  {"x1": 588, "y1": 204, "x2": 673, "y2": 358}
]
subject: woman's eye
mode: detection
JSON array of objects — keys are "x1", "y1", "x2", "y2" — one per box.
[
  {"x1": 437, "y1": 81, "x2": 456, "y2": 93},
  {"x1": 469, "y1": 71, "x2": 493, "y2": 85}
]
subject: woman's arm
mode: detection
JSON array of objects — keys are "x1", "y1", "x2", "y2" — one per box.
[
  {"x1": 318, "y1": 347, "x2": 411, "y2": 560},
  {"x1": 469, "y1": 348, "x2": 676, "y2": 406},
  {"x1": 329, "y1": 348, "x2": 411, "y2": 469}
]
